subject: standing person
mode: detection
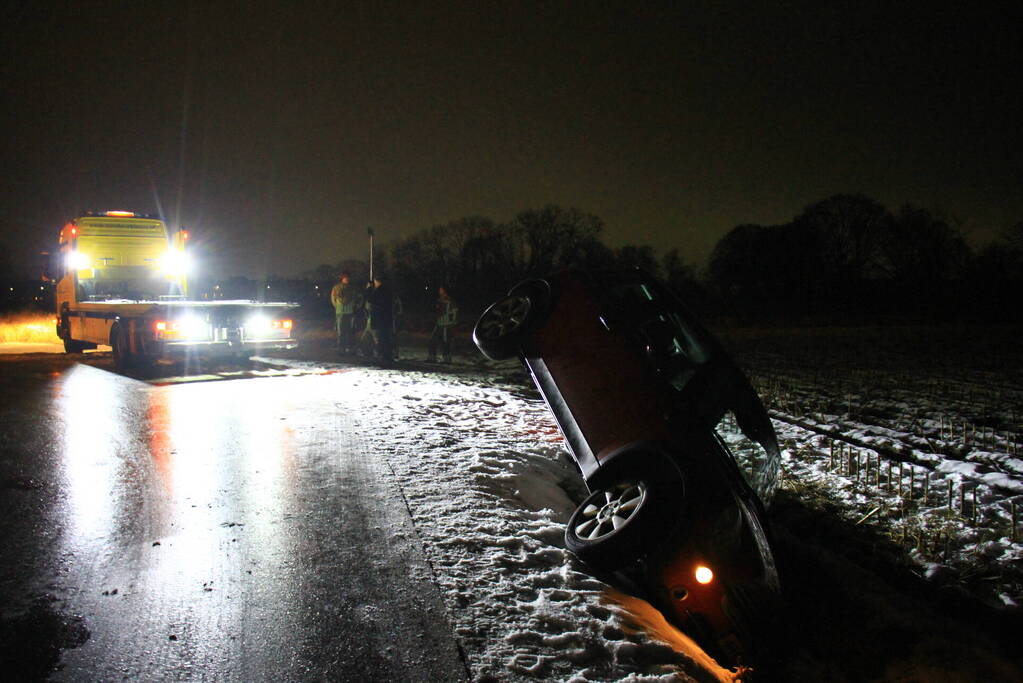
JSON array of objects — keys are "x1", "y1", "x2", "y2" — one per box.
[
  {"x1": 330, "y1": 272, "x2": 357, "y2": 353},
  {"x1": 427, "y1": 286, "x2": 458, "y2": 363},
  {"x1": 363, "y1": 275, "x2": 394, "y2": 365}
]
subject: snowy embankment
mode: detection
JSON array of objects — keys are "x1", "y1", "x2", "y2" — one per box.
[{"x1": 330, "y1": 363, "x2": 738, "y2": 682}]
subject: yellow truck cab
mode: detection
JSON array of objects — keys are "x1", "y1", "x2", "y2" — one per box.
[{"x1": 55, "y1": 211, "x2": 298, "y2": 367}]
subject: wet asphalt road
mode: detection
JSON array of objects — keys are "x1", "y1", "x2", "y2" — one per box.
[{"x1": 0, "y1": 353, "x2": 467, "y2": 681}]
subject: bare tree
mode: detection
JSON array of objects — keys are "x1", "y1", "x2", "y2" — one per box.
[
  {"x1": 793, "y1": 193, "x2": 892, "y2": 281},
  {"x1": 881, "y1": 204, "x2": 969, "y2": 283},
  {"x1": 512, "y1": 205, "x2": 605, "y2": 274}
]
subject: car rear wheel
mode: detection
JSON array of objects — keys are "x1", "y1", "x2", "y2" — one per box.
[
  {"x1": 565, "y1": 474, "x2": 679, "y2": 571},
  {"x1": 473, "y1": 281, "x2": 549, "y2": 360}
]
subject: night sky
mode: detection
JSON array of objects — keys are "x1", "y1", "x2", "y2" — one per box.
[{"x1": 2, "y1": 1, "x2": 1020, "y2": 279}]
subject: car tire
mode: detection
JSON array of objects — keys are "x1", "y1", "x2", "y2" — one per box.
[
  {"x1": 472, "y1": 280, "x2": 550, "y2": 360},
  {"x1": 565, "y1": 466, "x2": 681, "y2": 571}
]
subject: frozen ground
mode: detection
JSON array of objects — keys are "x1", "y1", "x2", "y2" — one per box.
[{"x1": 273, "y1": 325, "x2": 1022, "y2": 681}]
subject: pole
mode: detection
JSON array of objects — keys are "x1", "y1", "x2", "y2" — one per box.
[{"x1": 367, "y1": 226, "x2": 375, "y2": 282}]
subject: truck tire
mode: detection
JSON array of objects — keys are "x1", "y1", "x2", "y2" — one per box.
[
  {"x1": 59, "y1": 316, "x2": 87, "y2": 354},
  {"x1": 111, "y1": 323, "x2": 134, "y2": 370},
  {"x1": 63, "y1": 335, "x2": 87, "y2": 354}
]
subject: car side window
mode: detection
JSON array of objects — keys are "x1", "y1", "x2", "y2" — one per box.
[
  {"x1": 606, "y1": 279, "x2": 714, "y2": 392},
  {"x1": 630, "y1": 311, "x2": 710, "y2": 390}
]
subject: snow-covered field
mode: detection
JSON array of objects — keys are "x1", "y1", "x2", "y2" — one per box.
[
  {"x1": 719, "y1": 326, "x2": 1023, "y2": 610},
  {"x1": 305, "y1": 323, "x2": 1022, "y2": 681}
]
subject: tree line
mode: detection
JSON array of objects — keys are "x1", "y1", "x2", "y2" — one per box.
[
  {"x1": 298, "y1": 195, "x2": 1021, "y2": 327},
  {"x1": 709, "y1": 194, "x2": 1022, "y2": 322},
  {"x1": 299, "y1": 205, "x2": 704, "y2": 328}
]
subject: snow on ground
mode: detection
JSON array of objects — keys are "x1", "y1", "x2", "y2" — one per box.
[
  {"x1": 268, "y1": 325, "x2": 1022, "y2": 680},
  {"x1": 329, "y1": 362, "x2": 738, "y2": 682},
  {"x1": 718, "y1": 327, "x2": 1023, "y2": 610}
]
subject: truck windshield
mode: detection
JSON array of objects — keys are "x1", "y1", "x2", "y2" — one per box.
[{"x1": 78, "y1": 273, "x2": 184, "y2": 301}]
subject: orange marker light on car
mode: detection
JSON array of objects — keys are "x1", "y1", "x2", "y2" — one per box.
[{"x1": 695, "y1": 566, "x2": 714, "y2": 584}]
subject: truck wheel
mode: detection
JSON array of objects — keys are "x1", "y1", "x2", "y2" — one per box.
[
  {"x1": 111, "y1": 324, "x2": 134, "y2": 369},
  {"x1": 63, "y1": 335, "x2": 87, "y2": 354},
  {"x1": 59, "y1": 318, "x2": 87, "y2": 354},
  {"x1": 472, "y1": 280, "x2": 550, "y2": 360}
]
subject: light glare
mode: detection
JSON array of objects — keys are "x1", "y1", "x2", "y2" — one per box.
[
  {"x1": 67, "y1": 251, "x2": 90, "y2": 270},
  {"x1": 158, "y1": 249, "x2": 191, "y2": 276}
]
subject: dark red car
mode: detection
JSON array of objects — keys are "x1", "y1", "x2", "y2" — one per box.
[{"x1": 473, "y1": 269, "x2": 783, "y2": 667}]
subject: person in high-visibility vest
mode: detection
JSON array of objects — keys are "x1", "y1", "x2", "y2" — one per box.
[
  {"x1": 330, "y1": 272, "x2": 357, "y2": 353},
  {"x1": 427, "y1": 286, "x2": 458, "y2": 362}
]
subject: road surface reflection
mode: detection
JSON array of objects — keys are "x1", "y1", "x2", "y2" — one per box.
[
  {"x1": 50, "y1": 364, "x2": 321, "y2": 680},
  {"x1": 58, "y1": 364, "x2": 133, "y2": 543}
]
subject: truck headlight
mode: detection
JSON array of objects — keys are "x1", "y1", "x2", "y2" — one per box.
[
  {"x1": 154, "y1": 315, "x2": 208, "y2": 340},
  {"x1": 177, "y1": 315, "x2": 206, "y2": 339},
  {"x1": 158, "y1": 249, "x2": 191, "y2": 276},
  {"x1": 245, "y1": 316, "x2": 292, "y2": 336},
  {"x1": 246, "y1": 315, "x2": 272, "y2": 334},
  {"x1": 67, "y1": 251, "x2": 91, "y2": 270}
]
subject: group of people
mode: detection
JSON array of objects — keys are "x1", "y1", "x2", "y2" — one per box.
[{"x1": 329, "y1": 272, "x2": 458, "y2": 366}]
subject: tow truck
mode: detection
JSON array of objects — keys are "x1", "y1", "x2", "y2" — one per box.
[{"x1": 53, "y1": 210, "x2": 298, "y2": 368}]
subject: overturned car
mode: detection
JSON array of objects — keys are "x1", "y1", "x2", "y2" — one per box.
[{"x1": 473, "y1": 269, "x2": 783, "y2": 667}]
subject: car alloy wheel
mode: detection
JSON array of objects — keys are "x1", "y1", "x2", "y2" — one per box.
[
  {"x1": 572, "y1": 482, "x2": 647, "y2": 541},
  {"x1": 476, "y1": 295, "x2": 532, "y2": 340}
]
